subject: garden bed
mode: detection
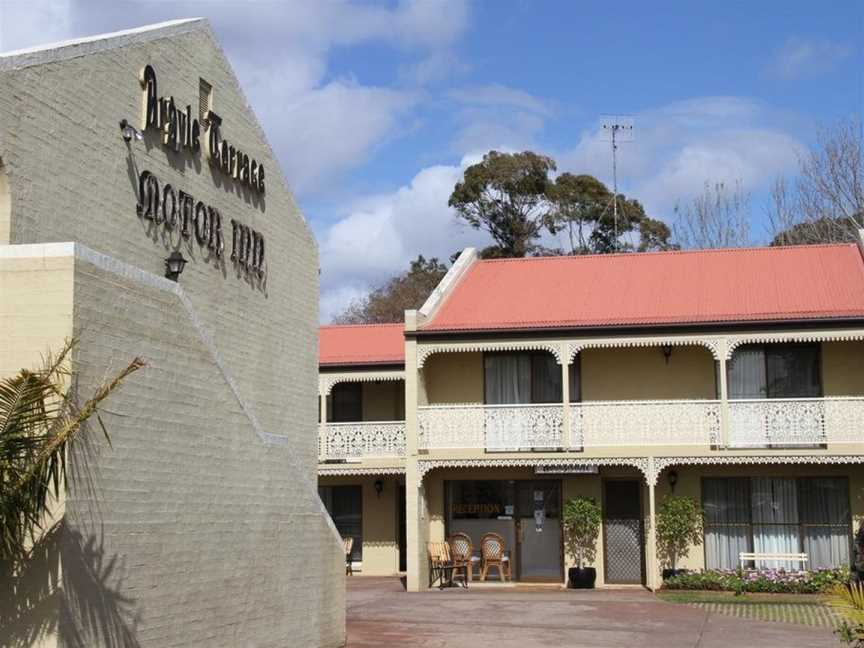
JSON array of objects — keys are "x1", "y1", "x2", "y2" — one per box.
[{"x1": 662, "y1": 568, "x2": 849, "y2": 594}]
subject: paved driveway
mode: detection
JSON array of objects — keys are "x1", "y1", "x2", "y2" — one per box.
[{"x1": 346, "y1": 577, "x2": 835, "y2": 647}]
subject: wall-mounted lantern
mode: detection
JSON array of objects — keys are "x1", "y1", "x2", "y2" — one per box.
[
  {"x1": 667, "y1": 470, "x2": 679, "y2": 493},
  {"x1": 662, "y1": 344, "x2": 674, "y2": 364},
  {"x1": 164, "y1": 251, "x2": 188, "y2": 282},
  {"x1": 119, "y1": 119, "x2": 143, "y2": 143},
  {"x1": 374, "y1": 480, "x2": 384, "y2": 499}
]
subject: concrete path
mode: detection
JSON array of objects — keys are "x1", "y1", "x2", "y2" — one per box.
[{"x1": 346, "y1": 577, "x2": 836, "y2": 647}]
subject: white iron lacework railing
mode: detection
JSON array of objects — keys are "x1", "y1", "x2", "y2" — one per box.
[
  {"x1": 569, "y1": 400, "x2": 722, "y2": 449},
  {"x1": 319, "y1": 421, "x2": 406, "y2": 459},
  {"x1": 417, "y1": 404, "x2": 564, "y2": 450},
  {"x1": 727, "y1": 397, "x2": 864, "y2": 447}
]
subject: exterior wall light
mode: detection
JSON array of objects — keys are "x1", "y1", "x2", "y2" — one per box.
[
  {"x1": 164, "y1": 251, "x2": 188, "y2": 281},
  {"x1": 374, "y1": 479, "x2": 384, "y2": 499},
  {"x1": 662, "y1": 344, "x2": 673, "y2": 364},
  {"x1": 667, "y1": 470, "x2": 678, "y2": 493},
  {"x1": 119, "y1": 119, "x2": 143, "y2": 142}
]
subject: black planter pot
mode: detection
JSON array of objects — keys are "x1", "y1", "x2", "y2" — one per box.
[
  {"x1": 662, "y1": 568, "x2": 687, "y2": 580},
  {"x1": 568, "y1": 567, "x2": 596, "y2": 589}
]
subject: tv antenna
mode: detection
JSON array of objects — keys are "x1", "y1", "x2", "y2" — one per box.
[{"x1": 600, "y1": 115, "x2": 634, "y2": 251}]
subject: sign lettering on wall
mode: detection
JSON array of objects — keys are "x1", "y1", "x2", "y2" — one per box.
[
  {"x1": 133, "y1": 65, "x2": 268, "y2": 281},
  {"x1": 137, "y1": 169, "x2": 265, "y2": 277},
  {"x1": 139, "y1": 65, "x2": 265, "y2": 194}
]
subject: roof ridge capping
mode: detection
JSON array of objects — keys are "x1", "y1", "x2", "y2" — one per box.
[
  {"x1": 0, "y1": 18, "x2": 207, "y2": 72},
  {"x1": 476, "y1": 241, "x2": 859, "y2": 264},
  {"x1": 409, "y1": 247, "x2": 477, "y2": 330},
  {"x1": 320, "y1": 322, "x2": 404, "y2": 330}
]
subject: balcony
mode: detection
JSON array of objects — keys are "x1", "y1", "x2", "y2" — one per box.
[
  {"x1": 418, "y1": 404, "x2": 564, "y2": 451},
  {"x1": 319, "y1": 421, "x2": 406, "y2": 461},
  {"x1": 727, "y1": 397, "x2": 864, "y2": 447},
  {"x1": 417, "y1": 397, "x2": 864, "y2": 452}
]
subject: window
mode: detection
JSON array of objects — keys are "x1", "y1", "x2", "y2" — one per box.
[
  {"x1": 331, "y1": 382, "x2": 362, "y2": 422},
  {"x1": 484, "y1": 352, "x2": 579, "y2": 404},
  {"x1": 703, "y1": 477, "x2": 849, "y2": 570},
  {"x1": 319, "y1": 485, "x2": 362, "y2": 562},
  {"x1": 199, "y1": 78, "x2": 213, "y2": 123},
  {"x1": 727, "y1": 344, "x2": 821, "y2": 399}
]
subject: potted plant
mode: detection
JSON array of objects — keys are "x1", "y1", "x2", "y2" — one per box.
[
  {"x1": 563, "y1": 496, "x2": 602, "y2": 589},
  {"x1": 656, "y1": 495, "x2": 703, "y2": 580}
]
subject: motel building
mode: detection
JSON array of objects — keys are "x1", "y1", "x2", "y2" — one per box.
[
  {"x1": 1, "y1": 20, "x2": 343, "y2": 647},
  {"x1": 319, "y1": 243, "x2": 864, "y2": 591}
]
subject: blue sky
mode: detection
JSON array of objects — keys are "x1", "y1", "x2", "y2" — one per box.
[{"x1": 1, "y1": 0, "x2": 862, "y2": 320}]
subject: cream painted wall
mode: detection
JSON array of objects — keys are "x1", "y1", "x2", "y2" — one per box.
[
  {"x1": 581, "y1": 346, "x2": 716, "y2": 401},
  {"x1": 823, "y1": 341, "x2": 864, "y2": 396},
  {"x1": 423, "y1": 352, "x2": 483, "y2": 404},
  {"x1": 363, "y1": 381, "x2": 405, "y2": 421},
  {"x1": 0, "y1": 254, "x2": 74, "y2": 376},
  {"x1": 0, "y1": 253, "x2": 73, "y2": 648},
  {"x1": 319, "y1": 475, "x2": 402, "y2": 576},
  {"x1": 422, "y1": 346, "x2": 718, "y2": 405}
]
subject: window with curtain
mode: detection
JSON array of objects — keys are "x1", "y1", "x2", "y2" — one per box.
[
  {"x1": 799, "y1": 478, "x2": 851, "y2": 569},
  {"x1": 484, "y1": 352, "x2": 576, "y2": 404},
  {"x1": 319, "y1": 485, "x2": 363, "y2": 561},
  {"x1": 331, "y1": 382, "x2": 362, "y2": 422},
  {"x1": 703, "y1": 477, "x2": 850, "y2": 570},
  {"x1": 727, "y1": 344, "x2": 821, "y2": 399}
]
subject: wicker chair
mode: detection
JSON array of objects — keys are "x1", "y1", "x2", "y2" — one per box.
[
  {"x1": 427, "y1": 541, "x2": 455, "y2": 589},
  {"x1": 448, "y1": 532, "x2": 474, "y2": 583},
  {"x1": 480, "y1": 532, "x2": 511, "y2": 582},
  {"x1": 343, "y1": 537, "x2": 354, "y2": 576}
]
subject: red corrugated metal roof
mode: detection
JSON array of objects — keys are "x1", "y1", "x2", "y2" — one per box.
[
  {"x1": 320, "y1": 323, "x2": 405, "y2": 366},
  {"x1": 422, "y1": 244, "x2": 864, "y2": 332}
]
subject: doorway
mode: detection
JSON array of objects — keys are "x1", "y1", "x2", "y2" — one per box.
[
  {"x1": 602, "y1": 480, "x2": 645, "y2": 584},
  {"x1": 397, "y1": 484, "x2": 407, "y2": 572},
  {"x1": 445, "y1": 479, "x2": 562, "y2": 582}
]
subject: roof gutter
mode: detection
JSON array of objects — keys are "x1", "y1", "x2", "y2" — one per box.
[{"x1": 408, "y1": 316, "x2": 864, "y2": 340}]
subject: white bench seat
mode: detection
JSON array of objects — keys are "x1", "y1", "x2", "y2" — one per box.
[{"x1": 738, "y1": 552, "x2": 808, "y2": 570}]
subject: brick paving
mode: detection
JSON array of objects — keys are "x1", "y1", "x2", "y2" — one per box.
[{"x1": 346, "y1": 577, "x2": 836, "y2": 647}]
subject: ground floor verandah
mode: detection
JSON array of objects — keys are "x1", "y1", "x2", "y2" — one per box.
[
  {"x1": 321, "y1": 458, "x2": 864, "y2": 590},
  {"x1": 345, "y1": 577, "x2": 837, "y2": 647}
]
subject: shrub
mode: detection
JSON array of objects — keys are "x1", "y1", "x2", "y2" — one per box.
[
  {"x1": 663, "y1": 567, "x2": 850, "y2": 594},
  {"x1": 655, "y1": 495, "x2": 703, "y2": 571},
  {"x1": 562, "y1": 496, "x2": 602, "y2": 569}
]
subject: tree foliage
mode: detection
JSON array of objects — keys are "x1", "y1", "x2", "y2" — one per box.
[
  {"x1": 449, "y1": 150, "x2": 556, "y2": 258},
  {"x1": 562, "y1": 496, "x2": 602, "y2": 569},
  {"x1": 673, "y1": 180, "x2": 752, "y2": 249},
  {"x1": 0, "y1": 340, "x2": 144, "y2": 562},
  {"x1": 770, "y1": 118, "x2": 864, "y2": 246},
  {"x1": 333, "y1": 255, "x2": 449, "y2": 324},
  {"x1": 655, "y1": 495, "x2": 704, "y2": 571}
]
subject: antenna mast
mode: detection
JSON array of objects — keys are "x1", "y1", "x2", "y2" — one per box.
[{"x1": 600, "y1": 116, "x2": 634, "y2": 251}]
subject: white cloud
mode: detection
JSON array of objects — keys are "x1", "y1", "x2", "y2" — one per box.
[
  {"x1": 318, "y1": 156, "x2": 487, "y2": 322},
  {"x1": 769, "y1": 37, "x2": 852, "y2": 80},
  {"x1": 558, "y1": 97, "x2": 803, "y2": 217},
  {"x1": 0, "y1": 0, "x2": 71, "y2": 52},
  {"x1": 448, "y1": 84, "x2": 554, "y2": 154},
  {"x1": 0, "y1": 0, "x2": 471, "y2": 197}
]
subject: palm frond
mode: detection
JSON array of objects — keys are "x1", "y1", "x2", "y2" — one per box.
[{"x1": 0, "y1": 339, "x2": 145, "y2": 562}]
